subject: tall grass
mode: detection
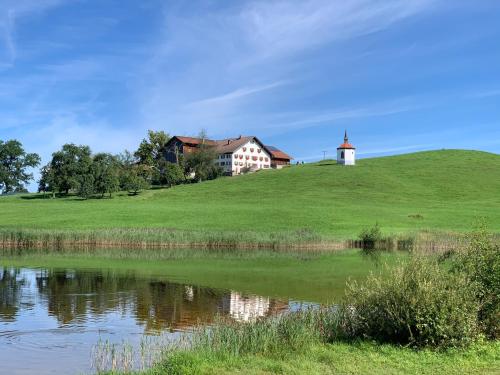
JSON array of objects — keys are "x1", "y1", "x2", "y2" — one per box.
[{"x1": 0, "y1": 227, "x2": 484, "y2": 255}]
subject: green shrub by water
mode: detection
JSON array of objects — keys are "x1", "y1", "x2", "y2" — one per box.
[
  {"x1": 345, "y1": 256, "x2": 480, "y2": 349},
  {"x1": 451, "y1": 225, "x2": 500, "y2": 339},
  {"x1": 359, "y1": 222, "x2": 383, "y2": 251}
]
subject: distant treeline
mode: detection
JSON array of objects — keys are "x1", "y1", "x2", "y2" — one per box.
[{"x1": 0, "y1": 130, "x2": 223, "y2": 198}]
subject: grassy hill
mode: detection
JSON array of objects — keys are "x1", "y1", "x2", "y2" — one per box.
[{"x1": 1, "y1": 150, "x2": 499, "y2": 243}]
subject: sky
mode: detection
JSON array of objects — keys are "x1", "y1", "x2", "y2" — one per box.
[{"x1": 1, "y1": 0, "x2": 500, "y2": 182}]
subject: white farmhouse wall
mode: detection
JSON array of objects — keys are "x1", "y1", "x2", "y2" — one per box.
[
  {"x1": 337, "y1": 148, "x2": 356, "y2": 165},
  {"x1": 217, "y1": 140, "x2": 271, "y2": 175}
]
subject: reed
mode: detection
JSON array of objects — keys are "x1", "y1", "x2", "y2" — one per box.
[{"x1": 0, "y1": 227, "x2": 485, "y2": 256}]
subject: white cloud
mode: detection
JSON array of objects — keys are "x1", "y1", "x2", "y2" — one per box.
[
  {"x1": 185, "y1": 81, "x2": 288, "y2": 109},
  {"x1": 139, "y1": 0, "x2": 439, "y2": 135},
  {"x1": 239, "y1": 0, "x2": 438, "y2": 62},
  {"x1": 0, "y1": 0, "x2": 68, "y2": 64}
]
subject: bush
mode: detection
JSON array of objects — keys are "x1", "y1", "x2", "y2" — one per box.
[
  {"x1": 451, "y1": 225, "x2": 500, "y2": 339},
  {"x1": 345, "y1": 256, "x2": 480, "y2": 349},
  {"x1": 359, "y1": 222, "x2": 383, "y2": 251}
]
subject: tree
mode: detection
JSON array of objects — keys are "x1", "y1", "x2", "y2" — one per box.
[
  {"x1": 134, "y1": 130, "x2": 170, "y2": 184},
  {"x1": 77, "y1": 172, "x2": 95, "y2": 199},
  {"x1": 0, "y1": 139, "x2": 40, "y2": 194},
  {"x1": 159, "y1": 160, "x2": 185, "y2": 187},
  {"x1": 122, "y1": 165, "x2": 149, "y2": 195},
  {"x1": 92, "y1": 153, "x2": 120, "y2": 198},
  {"x1": 184, "y1": 132, "x2": 222, "y2": 182},
  {"x1": 49, "y1": 144, "x2": 92, "y2": 194},
  {"x1": 38, "y1": 164, "x2": 56, "y2": 197}
]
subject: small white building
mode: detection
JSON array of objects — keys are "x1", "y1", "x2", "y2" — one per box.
[{"x1": 337, "y1": 131, "x2": 356, "y2": 166}]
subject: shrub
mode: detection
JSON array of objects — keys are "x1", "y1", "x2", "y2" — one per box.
[
  {"x1": 451, "y1": 225, "x2": 500, "y2": 339},
  {"x1": 359, "y1": 222, "x2": 383, "y2": 251},
  {"x1": 345, "y1": 256, "x2": 480, "y2": 349}
]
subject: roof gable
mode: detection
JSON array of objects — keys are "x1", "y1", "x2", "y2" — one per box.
[{"x1": 266, "y1": 146, "x2": 293, "y2": 160}]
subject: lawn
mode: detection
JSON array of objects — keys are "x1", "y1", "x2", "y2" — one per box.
[
  {"x1": 1, "y1": 149, "x2": 499, "y2": 240},
  {"x1": 152, "y1": 341, "x2": 500, "y2": 375}
]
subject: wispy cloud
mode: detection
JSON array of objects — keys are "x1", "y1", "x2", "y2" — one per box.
[
  {"x1": 357, "y1": 144, "x2": 434, "y2": 156},
  {"x1": 139, "y1": 0, "x2": 440, "y2": 134},
  {"x1": 264, "y1": 99, "x2": 420, "y2": 133},
  {"x1": 239, "y1": 0, "x2": 438, "y2": 61},
  {"x1": 0, "y1": 0, "x2": 67, "y2": 64},
  {"x1": 185, "y1": 81, "x2": 288, "y2": 109},
  {"x1": 467, "y1": 89, "x2": 500, "y2": 99}
]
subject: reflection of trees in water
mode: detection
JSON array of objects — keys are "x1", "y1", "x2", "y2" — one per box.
[
  {"x1": 0, "y1": 268, "x2": 25, "y2": 321},
  {"x1": 1, "y1": 268, "x2": 289, "y2": 331}
]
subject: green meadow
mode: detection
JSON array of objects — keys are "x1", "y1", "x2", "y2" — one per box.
[{"x1": 0, "y1": 150, "x2": 499, "y2": 245}]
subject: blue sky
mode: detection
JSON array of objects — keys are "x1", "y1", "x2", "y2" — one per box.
[{"x1": 1, "y1": 0, "x2": 500, "y2": 171}]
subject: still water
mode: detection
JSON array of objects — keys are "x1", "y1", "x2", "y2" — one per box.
[{"x1": 0, "y1": 266, "x2": 309, "y2": 375}]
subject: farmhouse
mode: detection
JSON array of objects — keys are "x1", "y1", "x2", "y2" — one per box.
[{"x1": 165, "y1": 135, "x2": 292, "y2": 175}]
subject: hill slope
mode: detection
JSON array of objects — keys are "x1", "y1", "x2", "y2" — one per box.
[{"x1": 1, "y1": 150, "x2": 499, "y2": 238}]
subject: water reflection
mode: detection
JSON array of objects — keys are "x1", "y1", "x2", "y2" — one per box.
[
  {"x1": 0, "y1": 266, "x2": 290, "y2": 375},
  {"x1": 1, "y1": 267, "x2": 289, "y2": 331}
]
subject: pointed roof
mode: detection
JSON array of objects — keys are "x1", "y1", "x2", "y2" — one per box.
[
  {"x1": 337, "y1": 130, "x2": 355, "y2": 150},
  {"x1": 266, "y1": 146, "x2": 293, "y2": 161}
]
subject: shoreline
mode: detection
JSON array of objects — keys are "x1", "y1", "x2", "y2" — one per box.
[{"x1": 0, "y1": 227, "x2": 476, "y2": 253}]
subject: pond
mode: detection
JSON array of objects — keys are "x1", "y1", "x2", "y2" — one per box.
[{"x1": 0, "y1": 252, "x2": 388, "y2": 374}]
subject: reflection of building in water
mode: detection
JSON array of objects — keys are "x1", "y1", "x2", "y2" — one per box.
[
  {"x1": 219, "y1": 292, "x2": 289, "y2": 322},
  {"x1": 1, "y1": 267, "x2": 289, "y2": 332},
  {"x1": 228, "y1": 292, "x2": 270, "y2": 322}
]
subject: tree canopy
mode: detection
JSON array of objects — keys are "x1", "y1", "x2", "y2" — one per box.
[
  {"x1": 134, "y1": 130, "x2": 170, "y2": 184},
  {"x1": 0, "y1": 139, "x2": 40, "y2": 194}
]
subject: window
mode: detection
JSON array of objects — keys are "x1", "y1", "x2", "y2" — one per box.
[{"x1": 341, "y1": 151, "x2": 345, "y2": 159}]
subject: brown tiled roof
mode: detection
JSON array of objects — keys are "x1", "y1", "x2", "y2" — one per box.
[
  {"x1": 174, "y1": 136, "x2": 217, "y2": 146},
  {"x1": 170, "y1": 135, "x2": 292, "y2": 159},
  {"x1": 215, "y1": 136, "x2": 257, "y2": 153},
  {"x1": 266, "y1": 146, "x2": 293, "y2": 161}
]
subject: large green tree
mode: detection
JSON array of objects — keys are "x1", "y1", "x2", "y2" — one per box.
[
  {"x1": 0, "y1": 139, "x2": 40, "y2": 194},
  {"x1": 184, "y1": 143, "x2": 222, "y2": 182},
  {"x1": 158, "y1": 160, "x2": 185, "y2": 187},
  {"x1": 134, "y1": 130, "x2": 170, "y2": 184},
  {"x1": 122, "y1": 165, "x2": 149, "y2": 195},
  {"x1": 49, "y1": 144, "x2": 93, "y2": 195},
  {"x1": 92, "y1": 153, "x2": 120, "y2": 198}
]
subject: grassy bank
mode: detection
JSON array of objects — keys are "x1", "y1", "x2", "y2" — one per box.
[
  {"x1": 0, "y1": 150, "x2": 499, "y2": 246},
  {"x1": 1, "y1": 150, "x2": 498, "y2": 250},
  {"x1": 147, "y1": 341, "x2": 500, "y2": 375},
  {"x1": 0, "y1": 226, "x2": 470, "y2": 252}
]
